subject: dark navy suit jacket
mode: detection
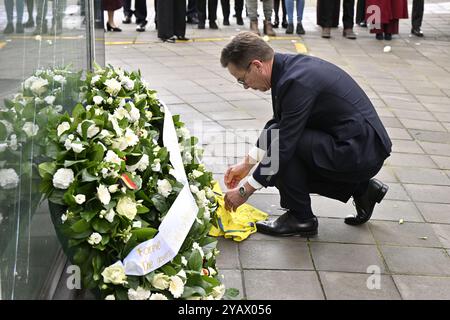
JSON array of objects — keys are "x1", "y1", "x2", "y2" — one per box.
[{"x1": 253, "y1": 53, "x2": 392, "y2": 188}]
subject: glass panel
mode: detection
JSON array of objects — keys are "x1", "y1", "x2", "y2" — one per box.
[{"x1": 0, "y1": 0, "x2": 104, "y2": 299}]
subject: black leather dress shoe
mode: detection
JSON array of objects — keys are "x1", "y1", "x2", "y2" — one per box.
[
  {"x1": 345, "y1": 179, "x2": 388, "y2": 226},
  {"x1": 256, "y1": 212, "x2": 318, "y2": 237},
  {"x1": 411, "y1": 28, "x2": 424, "y2": 37}
]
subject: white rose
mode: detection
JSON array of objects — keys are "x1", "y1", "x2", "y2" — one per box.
[
  {"x1": 212, "y1": 284, "x2": 225, "y2": 300},
  {"x1": 129, "y1": 104, "x2": 140, "y2": 123},
  {"x1": 112, "y1": 137, "x2": 128, "y2": 151},
  {"x1": 116, "y1": 197, "x2": 137, "y2": 220},
  {"x1": 128, "y1": 286, "x2": 151, "y2": 300},
  {"x1": 195, "y1": 190, "x2": 209, "y2": 208},
  {"x1": 23, "y1": 76, "x2": 39, "y2": 90},
  {"x1": 104, "y1": 295, "x2": 115, "y2": 300},
  {"x1": 57, "y1": 122, "x2": 71, "y2": 136},
  {"x1": 53, "y1": 75, "x2": 66, "y2": 84},
  {"x1": 124, "y1": 128, "x2": 139, "y2": 147},
  {"x1": 101, "y1": 261, "x2": 127, "y2": 285},
  {"x1": 98, "y1": 129, "x2": 113, "y2": 140},
  {"x1": 151, "y1": 273, "x2": 170, "y2": 290},
  {"x1": 64, "y1": 139, "x2": 72, "y2": 150},
  {"x1": 74, "y1": 194, "x2": 86, "y2": 204},
  {"x1": 149, "y1": 293, "x2": 168, "y2": 300},
  {"x1": 208, "y1": 267, "x2": 217, "y2": 276},
  {"x1": 205, "y1": 187, "x2": 215, "y2": 199},
  {"x1": 97, "y1": 184, "x2": 111, "y2": 206},
  {"x1": 70, "y1": 141, "x2": 85, "y2": 154},
  {"x1": 137, "y1": 154, "x2": 150, "y2": 171},
  {"x1": 93, "y1": 95, "x2": 104, "y2": 105},
  {"x1": 121, "y1": 76, "x2": 135, "y2": 90},
  {"x1": 0, "y1": 168, "x2": 19, "y2": 189},
  {"x1": 104, "y1": 150, "x2": 122, "y2": 165},
  {"x1": 22, "y1": 122, "x2": 39, "y2": 137},
  {"x1": 77, "y1": 120, "x2": 100, "y2": 138},
  {"x1": 104, "y1": 78, "x2": 122, "y2": 96},
  {"x1": 157, "y1": 179, "x2": 172, "y2": 198},
  {"x1": 44, "y1": 95, "x2": 56, "y2": 105},
  {"x1": 108, "y1": 184, "x2": 119, "y2": 193},
  {"x1": 87, "y1": 232, "x2": 102, "y2": 245},
  {"x1": 52, "y1": 168, "x2": 74, "y2": 189},
  {"x1": 169, "y1": 276, "x2": 184, "y2": 299},
  {"x1": 104, "y1": 208, "x2": 116, "y2": 223},
  {"x1": 30, "y1": 77, "x2": 48, "y2": 95}
]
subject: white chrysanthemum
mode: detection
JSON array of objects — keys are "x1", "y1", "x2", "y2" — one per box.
[
  {"x1": 113, "y1": 106, "x2": 131, "y2": 120},
  {"x1": 44, "y1": 95, "x2": 56, "y2": 105},
  {"x1": 104, "y1": 150, "x2": 122, "y2": 165},
  {"x1": 128, "y1": 286, "x2": 151, "y2": 300},
  {"x1": 93, "y1": 95, "x2": 104, "y2": 105},
  {"x1": 87, "y1": 232, "x2": 102, "y2": 245},
  {"x1": 97, "y1": 184, "x2": 111, "y2": 206},
  {"x1": 195, "y1": 190, "x2": 209, "y2": 208},
  {"x1": 104, "y1": 208, "x2": 116, "y2": 223},
  {"x1": 77, "y1": 120, "x2": 100, "y2": 139},
  {"x1": 74, "y1": 194, "x2": 86, "y2": 204},
  {"x1": 54, "y1": 105, "x2": 63, "y2": 113},
  {"x1": 53, "y1": 168, "x2": 74, "y2": 189},
  {"x1": 157, "y1": 179, "x2": 172, "y2": 198},
  {"x1": 23, "y1": 76, "x2": 39, "y2": 90},
  {"x1": 129, "y1": 106, "x2": 140, "y2": 124},
  {"x1": 104, "y1": 295, "x2": 115, "y2": 300},
  {"x1": 53, "y1": 74, "x2": 66, "y2": 84},
  {"x1": 104, "y1": 78, "x2": 122, "y2": 96},
  {"x1": 30, "y1": 77, "x2": 48, "y2": 95},
  {"x1": 150, "y1": 293, "x2": 168, "y2": 300},
  {"x1": 124, "y1": 128, "x2": 139, "y2": 147},
  {"x1": 0, "y1": 168, "x2": 19, "y2": 189},
  {"x1": 192, "y1": 242, "x2": 204, "y2": 257},
  {"x1": 152, "y1": 273, "x2": 170, "y2": 290},
  {"x1": 22, "y1": 122, "x2": 39, "y2": 137},
  {"x1": 101, "y1": 261, "x2": 127, "y2": 285},
  {"x1": 121, "y1": 76, "x2": 135, "y2": 90},
  {"x1": 116, "y1": 197, "x2": 137, "y2": 220},
  {"x1": 169, "y1": 276, "x2": 184, "y2": 299}
]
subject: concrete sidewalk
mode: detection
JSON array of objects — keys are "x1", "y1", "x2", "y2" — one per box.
[{"x1": 105, "y1": 0, "x2": 450, "y2": 300}]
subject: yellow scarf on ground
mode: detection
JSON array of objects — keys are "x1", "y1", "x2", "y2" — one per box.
[{"x1": 208, "y1": 183, "x2": 268, "y2": 242}]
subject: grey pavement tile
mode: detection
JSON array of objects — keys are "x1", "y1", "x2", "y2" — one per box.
[
  {"x1": 393, "y1": 275, "x2": 450, "y2": 300},
  {"x1": 391, "y1": 140, "x2": 425, "y2": 154},
  {"x1": 431, "y1": 155, "x2": 450, "y2": 170},
  {"x1": 219, "y1": 270, "x2": 245, "y2": 299},
  {"x1": 216, "y1": 92, "x2": 262, "y2": 101},
  {"x1": 411, "y1": 130, "x2": 450, "y2": 144},
  {"x1": 374, "y1": 166, "x2": 398, "y2": 183},
  {"x1": 419, "y1": 141, "x2": 450, "y2": 156},
  {"x1": 383, "y1": 183, "x2": 411, "y2": 201},
  {"x1": 311, "y1": 196, "x2": 355, "y2": 219},
  {"x1": 431, "y1": 224, "x2": 450, "y2": 249},
  {"x1": 371, "y1": 199, "x2": 424, "y2": 222},
  {"x1": 386, "y1": 127, "x2": 412, "y2": 140},
  {"x1": 216, "y1": 239, "x2": 240, "y2": 269},
  {"x1": 403, "y1": 184, "x2": 450, "y2": 203},
  {"x1": 416, "y1": 202, "x2": 450, "y2": 224},
  {"x1": 244, "y1": 270, "x2": 324, "y2": 300},
  {"x1": 190, "y1": 101, "x2": 239, "y2": 113},
  {"x1": 381, "y1": 246, "x2": 450, "y2": 276},
  {"x1": 319, "y1": 272, "x2": 401, "y2": 300},
  {"x1": 434, "y1": 112, "x2": 450, "y2": 122},
  {"x1": 392, "y1": 109, "x2": 436, "y2": 121},
  {"x1": 385, "y1": 153, "x2": 437, "y2": 168},
  {"x1": 369, "y1": 221, "x2": 442, "y2": 247},
  {"x1": 310, "y1": 243, "x2": 386, "y2": 273},
  {"x1": 179, "y1": 93, "x2": 225, "y2": 104},
  {"x1": 310, "y1": 218, "x2": 375, "y2": 244},
  {"x1": 380, "y1": 117, "x2": 404, "y2": 128},
  {"x1": 400, "y1": 119, "x2": 447, "y2": 132},
  {"x1": 246, "y1": 194, "x2": 284, "y2": 216},
  {"x1": 391, "y1": 167, "x2": 450, "y2": 185},
  {"x1": 239, "y1": 240, "x2": 313, "y2": 270}
]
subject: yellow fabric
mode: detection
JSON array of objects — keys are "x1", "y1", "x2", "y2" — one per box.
[{"x1": 208, "y1": 183, "x2": 268, "y2": 242}]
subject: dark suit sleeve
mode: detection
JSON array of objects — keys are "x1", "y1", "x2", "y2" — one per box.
[{"x1": 252, "y1": 81, "x2": 317, "y2": 187}]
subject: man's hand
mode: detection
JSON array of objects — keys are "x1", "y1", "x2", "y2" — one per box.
[
  {"x1": 224, "y1": 157, "x2": 255, "y2": 189},
  {"x1": 224, "y1": 182, "x2": 256, "y2": 212}
]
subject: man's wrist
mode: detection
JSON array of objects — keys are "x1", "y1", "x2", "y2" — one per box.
[{"x1": 243, "y1": 181, "x2": 256, "y2": 196}]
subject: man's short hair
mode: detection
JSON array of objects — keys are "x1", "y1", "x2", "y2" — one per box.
[{"x1": 220, "y1": 32, "x2": 275, "y2": 70}]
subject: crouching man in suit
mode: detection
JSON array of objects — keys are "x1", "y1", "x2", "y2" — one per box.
[{"x1": 220, "y1": 32, "x2": 392, "y2": 237}]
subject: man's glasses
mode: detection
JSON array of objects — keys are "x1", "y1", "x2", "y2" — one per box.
[{"x1": 237, "y1": 62, "x2": 253, "y2": 86}]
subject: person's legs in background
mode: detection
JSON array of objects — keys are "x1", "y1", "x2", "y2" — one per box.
[
  {"x1": 207, "y1": 0, "x2": 218, "y2": 29},
  {"x1": 296, "y1": 0, "x2": 305, "y2": 34},
  {"x1": 284, "y1": 0, "x2": 294, "y2": 33},
  {"x1": 34, "y1": 0, "x2": 48, "y2": 34},
  {"x1": 24, "y1": 0, "x2": 34, "y2": 27},
  {"x1": 411, "y1": 0, "x2": 424, "y2": 37},
  {"x1": 234, "y1": 0, "x2": 243, "y2": 25},
  {"x1": 342, "y1": 0, "x2": 356, "y2": 39},
  {"x1": 262, "y1": 0, "x2": 275, "y2": 36},
  {"x1": 50, "y1": 0, "x2": 66, "y2": 34},
  {"x1": 122, "y1": 0, "x2": 132, "y2": 23}
]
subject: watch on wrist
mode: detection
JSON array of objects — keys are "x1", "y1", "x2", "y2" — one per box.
[{"x1": 239, "y1": 185, "x2": 247, "y2": 198}]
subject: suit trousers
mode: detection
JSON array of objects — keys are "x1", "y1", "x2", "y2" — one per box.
[
  {"x1": 257, "y1": 124, "x2": 383, "y2": 220},
  {"x1": 197, "y1": 0, "x2": 218, "y2": 22},
  {"x1": 356, "y1": 0, "x2": 365, "y2": 24},
  {"x1": 317, "y1": 0, "x2": 355, "y2": 29},
  {"x1": 123, "y1": 0, "x2": 148, "y2": 24},
  {"x1": 157, "y1": 0, "x2": 186, "y2": 39},
  {"x1": 221, "y1": 0, "x2": 244, "y2": 20},
  {"x1": 412, "y1": 0, "x2": 424, "y2": 29}
]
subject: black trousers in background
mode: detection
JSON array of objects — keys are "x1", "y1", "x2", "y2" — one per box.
[
  {"x1": 412, "y1": 0, "x2": 424, "y2": 29},
  {"x1": 317, "y1": 0, "x2": 355, "y2": 29},
  {"x1": 258, "y1": 124, "x2": 382, "y2": 220},
  {"x1": 356, "y1": 0, "x2": 365, "y2": 24},
  {"x1": 156, "y1": 0, "x2": 186, "y2": 39},
  {"x1": 123, "y1": 0, "x2": 148, "y2": 23},
  {"x1": 197, "y1": 0, "x2": 218, "y2": 22},
  {"x1": 273, "y1": 0, "x2": 286, "y2": 22},
  {"x1": 221, "y1": 0, "x2": 244, "y2": 20},
  {"x1": 187, "y1": 0, "x2": 198, "y2": 19}
]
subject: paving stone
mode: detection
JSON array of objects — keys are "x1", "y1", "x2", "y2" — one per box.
[
  {"x1": 310, "y1": 243, "x2": 386, "y2": 273},
  {"x1": 392, "y1": 167, "x2": 450, "y2": 185},
  {"x1": 374, "y1": 166, "x2": 398, "y2": 183},
  {"x1": 416, "y1": 202, "x2": 450, "y2": 224},
  {"x1": 400, "y1": 119, "x2": 447, "y2": 132},
  {"x1": 411, "y1": 130, "x2": 450, "y2": 144},
  {"x1": 371, "y1": 199, "x2": 424, "y2": 222},
  {"x1": 383, "y1": 183, "x2": 411, "y2": 201},
  {"x1": 246, "y1": 194, "x2": 284, "y2": 216},
  {"x1": 310, "y1": 218, "x2": 375, "y2": 244},
  {"x1": 239, "y1": 240, "x2": 313, "y2": 270},
  {"x1": 393, "y1": 275, "x2": 450, "y2": 300},
  {"x1": 319, "y1": 272, "x2": 401, "y2": 300},
  {"x1": 244, "y1": 270, "x2": 324, "y2": 300},
  {"x1": 403, "y1": 184, "x2": 450, "y2": 203},
  {"x1": 219, "y1": 270, "x2": 245, "y2": 299},
  {"x1": 392, "y1": 109, "x2": 436, "y2": 121},
  {"x1": 370, "y1": 221, "x2": 442, "y2": 247},
  {"x1": 431, "y1": 224, "x2": 450, "y2": 249},
  {"x1": 216, "y1": 239, "x2": 240, "y2": 269},
  {"x1": 391, "y1": 140, "x2": 425, "y2": 154},
  {"x1": 419, "y1": 141, "x2": 450, "y2": 156},
  {"x1": 430, "y1": 155, "x2": 450, "y2": 170},
  {"x1": 386, "y1": 127, "x2": 412, "y2": 140},
  {"x1": 311, "y1": 196, "x2": 355, "y2": 219},
  {"x1": 381, "y1": 246, "x2": 450, "y2": 276},
  {"x1": 385, "y1": 153, "x2": 437, "y2": 168}
]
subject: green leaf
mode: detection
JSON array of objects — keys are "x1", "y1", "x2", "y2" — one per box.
[
  {"x1": 70, "y1": 219, "x2": 91, "y2": 233},
  {"x1": 188, "y1": 250, "x2": 203, "y2": 271},
  {"x1": 225, "y1": 288, "x2": 240, "y2": 299},
  {"x1": 136, "y1": 205, "x2": 149, "y2": 214},
  {"x1": 80, "y1": 210, "x2": 98, "y2": 222},
  {"x1": 81, "y1": 168, "x2": 99, "y2": 182},
  {"x1": 72, "y1": 246, "x2": 91, "y2": 265},
  {"x1": 151, "y1": 194, "x2": 168, "y2": 213},
  {"x1": 182, "y1": 286, "x2": 207, "y2": 298},
  {"x1": 0, "y1": 122, "x2": 7, "y2": 140},
  {"x1": 64, "y1": 159, "x2": 88, "y2": 167},
  {"x1": 131, "y1": 227, "x2": 157, "y2": 241},
  {"x1": 92, "y1": 218, "x2": 112, "y2": 233},
  {"x1": 160, "y1": 265, "x2": 178, "y2": 276},
  {"x1": 38, "y1": 162, "x2": 56, "y2": 179},
  {"x1": 72, "y1": 104, "x2": 85, "y2": 121},
  {"x1": 49, "y1": 189, "x2": 66, "y2": 205},
  {"x1": 89, "y1": 143, "x2": 104, "y2": 163}
]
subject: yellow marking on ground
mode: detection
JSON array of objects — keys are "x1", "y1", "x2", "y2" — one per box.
[
  {"x1": 9, "y1": 35, "x2": 84, "y2": 40},
  {"x1": 295, "y1": 42, "x2": 308, "y2": 54},
  {"x1": 0, "y1": 42, "x2": 6, "y2": 49},
  {"x1": 105, "y1": 41, "x2": 135, "y2": 45}
]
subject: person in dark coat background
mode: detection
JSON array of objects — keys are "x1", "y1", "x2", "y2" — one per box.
[
  {"x1": 220, "y1": 32, "x2": 392, "y2": 237},
  {"x1": 411, "y1": 0, "x2": 424, "y2": 37},
  {"x1": 102, "y1": 0, "x2": 123, "y2": 31},
  {"x1": 317, "y1": 0, "x2": 357, "y2": 39},
  {"x1": 356, "y1": 0, "x2": 367, "y2": 27},
  {"x1": 366, "y1": 0, "x2": 408, "y2": 40},
  {"x1": 156, "y1": 0, "x2": 188, "y2": 42}
]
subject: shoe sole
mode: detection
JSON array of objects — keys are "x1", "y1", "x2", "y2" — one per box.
[
  {"x1": 375, "y1": 183, "x2": 389, "y2": 203},
  {"x1": 258, "y1": 229, "x2": 318, "y2": 238}
]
